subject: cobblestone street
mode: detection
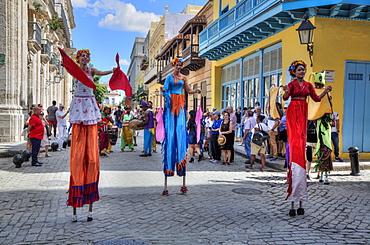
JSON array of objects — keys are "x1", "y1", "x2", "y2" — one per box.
[{"x1": 0, "y1": 136, "x2": 369, "y2": 244}]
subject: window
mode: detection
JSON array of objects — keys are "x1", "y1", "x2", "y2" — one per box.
[{"x1": 221, "y1": 5, "x2": 229, "y2": 16}]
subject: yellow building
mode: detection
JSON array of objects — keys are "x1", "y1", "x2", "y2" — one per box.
[
  {"x1": 199, "y1": 0, "x2": 370, "y2": 158},
  {"x1": 143, "y1": 5, "x2": 203, "y2": 109}
]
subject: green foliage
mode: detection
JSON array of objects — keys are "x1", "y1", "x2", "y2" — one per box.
[
  {"x1": 48, "y1": 15, "x2": 62, "y2": 31},
  {"x1": 93, "y1": 76, "x2": 109, "y2": 103},
  {"x1": 33, "y1": 2, "x2": 42, "y2": 12}
]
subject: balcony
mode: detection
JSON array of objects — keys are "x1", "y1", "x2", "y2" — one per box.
[
  {"x1": 55, "y1": 3, "x2": 72, "y2": 48},
  {"x1": 137, "y1": 85, "x2": 149, "y2": 99},
  {"x1": 182, "y1": 44, "x2": 205, "y2": 71},
  {"x1": 49, "y1": 52, "x2": 61, "y2": 72},
  {"x1": 140, "y1": 61, "x2": 149, "y2": 71},
  {"x1": 41, "y1": 39, "x2": 51, "y2": 64},
  {"x1": 27, "y1": 22, "x2": 42, "y2": 53},
  {"x1": 144, "y1": 66, "x2": 158, "y2": 85},
  {"x1": 199, "y1": 0, "x2": 370, "y2": 60}
]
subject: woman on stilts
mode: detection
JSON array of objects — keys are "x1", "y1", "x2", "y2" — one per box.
[
  {"x1": 67, "y1": 49, "x2": 114, "y2": 222},
  {"x1": 160, "y1": 57, "x2": 201, "y2": 195},
  {"x1": 282, "y1": 60, "x2": 331, "y2": 216}
]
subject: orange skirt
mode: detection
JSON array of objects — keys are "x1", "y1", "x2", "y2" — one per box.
[{"x1": 68, "y1": 124, "x2": 100, "y2": 207}]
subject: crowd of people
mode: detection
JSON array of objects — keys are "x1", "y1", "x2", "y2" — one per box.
[{"x1": 24, "y1": 48, "x2": 345, "y2": 220}]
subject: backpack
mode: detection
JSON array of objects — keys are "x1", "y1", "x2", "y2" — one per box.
[{"x1": 252, "y1": 124, "x2": 270, "y2": 146}]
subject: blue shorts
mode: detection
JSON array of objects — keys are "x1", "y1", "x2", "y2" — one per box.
[{"x1": 114, "y1": 121, "x2": 123, "y2": 128}]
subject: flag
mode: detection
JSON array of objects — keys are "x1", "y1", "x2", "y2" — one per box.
[
  {"x1": 195, "y1": 105, "x2": 203, "y2": 143},
  {"x1": 109, "y1": 53, "x2": 132, "y2": 96},
  {"x1": 58, "y1": 48, "x2": 96, "y2": 90}
]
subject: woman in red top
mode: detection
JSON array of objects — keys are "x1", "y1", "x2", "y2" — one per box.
[{"x1": 282, "y1": 60, "x2": 332, "y2": 216}]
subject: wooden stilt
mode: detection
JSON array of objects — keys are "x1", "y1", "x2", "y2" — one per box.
[
  {"x1": 180, "y1": 175, "x2": 188, "y2": 194},
  {"x1": 162, "y1": 176, "x2": 168, "y2": 195}
]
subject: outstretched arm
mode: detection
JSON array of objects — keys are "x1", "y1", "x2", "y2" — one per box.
[
  {"x1": 184, "y1": 77, "x2": 201, "y2": 95},
  {"x1": 92, "y1": 68, "x2": 116, "y2": 76}
]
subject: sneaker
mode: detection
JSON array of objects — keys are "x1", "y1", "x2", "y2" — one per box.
[
  {"x1": 131, "y1": 149, "x2": 136, "y2": 152},
  {"x1": 153, "y1": 150, "x2": 157, "y2": 153},
  {"x1": 210, "y1": 159, "x2": 215, "y2": 162},
  {"x1": 120, "y1": 149, "x2": 124, "y2": 152},
  {"x1": 57, "y1": 148, "x2": 62, "y2": 151},
  {"x1": 61, "y1": 148, "x2": 66, "y2": 151},
  {"x1": 213, "y1": 160, "x2": 220, "y2": 163},
  {"x1": 270, "y1": 157, "x2": 278, "y2": 161},
  {"x1": 335, "y1": 157, "x2": 344, "y2": 162},
  {"x1": 238, "y1": 143, "x2": 243, "y2": 146}
]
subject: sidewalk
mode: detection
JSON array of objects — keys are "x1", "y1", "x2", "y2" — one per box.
[{"x1": 232, "y1": 140, "x2": 370, "y2": 172}]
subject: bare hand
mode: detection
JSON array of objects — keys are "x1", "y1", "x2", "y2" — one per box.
[
  {"x1": 282, "y1": 85, "x2": 288, "y2": 92},
  {"x1": 326, "y1": 85, "x2": 332, "y2": 93},
  {"x1": 112, "y1": 67, "x2": 117, "y2": 73},
  {"x1": 160, "y1": 86, "x2": 165, "y2": 92},
  {"x1": 197, "y1": 89, "x2": 202, "y2": 94}
]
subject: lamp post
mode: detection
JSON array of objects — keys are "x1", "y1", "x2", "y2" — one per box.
[{"x1": 296, "y1": 14, "x2": 316, "y2": 67}]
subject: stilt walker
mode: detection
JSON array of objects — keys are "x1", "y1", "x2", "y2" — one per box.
[
  {"x1": 59, "y1": 48, "x2": 114, "y2": 222},
  {"x1": 60, "y1": 49, "x2": 130, "y2": 222},
  {"x1": 282, "y1": 60, "x2": 332, "y2": 216},
  {"x1": 308, "y1": 72, "x2": 333, "y2": 185},
  {"x1": 159, "y1": 57, "x2": 201, "y2": 195}
]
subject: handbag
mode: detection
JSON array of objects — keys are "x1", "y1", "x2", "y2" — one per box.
[
  {"x1": 252, "y1": 124, "x2": 270, "y2": 146},
  {"x1": 45, "y1": 125, "x2": 52, "y2": 137}
]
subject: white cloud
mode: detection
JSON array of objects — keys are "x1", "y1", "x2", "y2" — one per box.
[
  {"x1": 119, "y1": 59, "x2": 129, "y2": 65},
  {"x1": 76, "y1": 0, "x2": 161, "y2": 34},
  {"x1": 71, "y1": 0, "x2": 89, "y2": 8}
]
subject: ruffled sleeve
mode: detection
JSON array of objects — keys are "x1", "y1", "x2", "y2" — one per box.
[
  {"x1": 163, "y1": 75, "x2": 172, "y2": 109},
  {"x1": 308, "y1": 82, "x2": 321, "y2": 102},
  {"x1": 283, "y1": 81, "x2": 294, "y2": 101}
]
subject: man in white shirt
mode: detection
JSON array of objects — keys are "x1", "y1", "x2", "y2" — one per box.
[
  {"x1": 55, "y1": 104, "x2": 69, "y2": 151},
  {"x1": 247, "y1": 115, "x2": 270, "y2": 171}
]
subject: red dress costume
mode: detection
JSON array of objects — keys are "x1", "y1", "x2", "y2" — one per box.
[{"x1": 284, "y1": 80, "x2": 320, "y2": 202}]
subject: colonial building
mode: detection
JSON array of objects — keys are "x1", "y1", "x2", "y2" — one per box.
[
  {"x1": 142, "y1": 5, "x2": 203, "y2": 109},
  {"x1": 0, "y1": 0, "x2": 75, "y2": 142},
  {"x1": 127, "y1": 37, "x2": 145, "y2": 96},
  {"x1": 199, "y1": 0, "x2": 370, "y2": 157},
  {"x1": 156, "y1": 1, "x2": 214, "y2": 112}
]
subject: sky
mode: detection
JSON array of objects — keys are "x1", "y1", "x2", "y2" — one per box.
[{"x1": 71, "y1": 0, "x2": 209, "y2": 87}]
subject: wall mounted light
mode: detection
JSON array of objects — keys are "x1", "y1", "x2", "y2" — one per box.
[{"x1": 296, "y1": 14, "x2": 316, "y2": 67}]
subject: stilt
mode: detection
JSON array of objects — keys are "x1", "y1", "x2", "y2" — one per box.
[
  {"x1": 180, "y1": 175, "x2": 188, "y2": 194},
  {"x1": 87, "y1": 204, "x2": 93, "y2": 221},
  {"x1": 162, "y1": 176, "x2": 169, "y2": 196},
  {"x1": 72, "y1": 207, "x2": 77, "y2": 222},
  {"x1": 289, "y1": 201, "x2": 296, "y2": 216},
  {"x1": 297, "y1": 201, "x2": 304, "y2": 215}
]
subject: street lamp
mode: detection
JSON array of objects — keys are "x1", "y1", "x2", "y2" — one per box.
[
  {"x1": 296, "y1": 14, "x2": 316, "y2": 67},
  {"x1": 54, "y1": 74, "x2": 61, "y2": 83}
]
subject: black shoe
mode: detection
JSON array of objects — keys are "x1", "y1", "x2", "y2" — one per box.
[
  {"x1": 289, "y1": 209, "x2": 296, "y2": 216},
  {"x1": 189, "y1": 158, "x2": 194, "y2": 163},
  {"x1": 147, "y1": 153, "x2": 152, "y2": 156},
  {"x1": 87, "y1": 217, "x2": 93, "y2": 222},
  {"x1": 32, "y1": 163, "x2": 42, "y2": 167},
  {"x1": 198, "y1": 156, "x2": 202, "y2": 162},
  {"x1": 297, "y1": 208, "x2": 305, "y2": 215},
  {"x1": 245, "y1": 160, "x2": 251, "y2": 164},
  {"x1": 139, "y1": 154, "x2": 148, "y2": 157},
  {"x1": 37, "y1": 162, "x2": 43, "y2": 165}
]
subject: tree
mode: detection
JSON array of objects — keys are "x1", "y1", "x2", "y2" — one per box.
[{"x1": 93, "y1": 75, "x2": 109, "y2": 103}]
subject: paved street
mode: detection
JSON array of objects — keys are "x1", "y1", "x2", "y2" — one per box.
[{"x1": 0, "y1": 136, "x2": 369, "y2": 245}]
